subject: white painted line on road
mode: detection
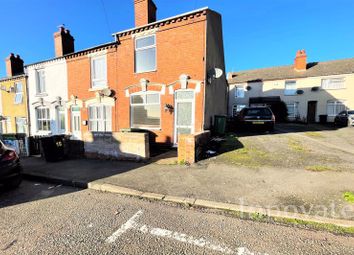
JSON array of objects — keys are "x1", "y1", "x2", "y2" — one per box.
[
  {"x1": 138, "y1": 224, "x2": 235, "y2": 254},
  {"x1": 105, "y1": 210, "x2": 143, "y2": 243},
  {"x1": 106, "y1": 210, "x2": 268, "y2": 255}
]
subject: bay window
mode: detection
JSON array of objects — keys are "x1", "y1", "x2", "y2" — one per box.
[{"x1": 130, "y1": 92, "x2": 160, "y2": 129}]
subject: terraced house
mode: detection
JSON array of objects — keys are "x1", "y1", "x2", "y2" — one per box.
[
  {"x1": 0, "y1": 54, "x2": 29, "y2": 135},
  {"x1": 25, "y1": 27, "x2": 70, "y2": 136},
  {"x1": 64, "y1": 0, "x2": 227, "y2": 159},
  {"x1": 228, "y1": 50, "x2": 354, "y2": 123}
]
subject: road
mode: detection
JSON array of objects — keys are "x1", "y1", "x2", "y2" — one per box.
[{"x1": 1, "y1": 181, "x2": 354, "y2": 255}]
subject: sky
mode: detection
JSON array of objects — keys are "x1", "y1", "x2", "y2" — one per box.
[{"x1": 0, "y1": 0, "x2": 354, "y2": 77}]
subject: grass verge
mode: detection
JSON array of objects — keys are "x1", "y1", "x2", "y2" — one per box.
[{"x1": 222, "y1": 210, "x2": 354, "y2": 236}]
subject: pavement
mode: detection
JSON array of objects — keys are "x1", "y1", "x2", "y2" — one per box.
[{"x1": 1, "y1": 180, "x2": 354, "y2": 255}]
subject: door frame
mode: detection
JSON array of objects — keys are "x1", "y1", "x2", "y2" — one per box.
[
  {"x1": 173, "y1": 89, "x2": 195, "y2": 144},
  {"x1": 307, "y1": 101, "x2": 317, "y2": 123},
  {"x1": 71, "y1": 106, "x2": 82, "y2": 140}
]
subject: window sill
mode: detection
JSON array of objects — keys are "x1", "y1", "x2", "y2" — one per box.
[
  {"x1": 89, "y1": 86, "x2": 108, "y2": 92},
  {"x1": 35, "y1": 93, "x2": 48, "y2": 97},
  {"x1": 134, "y1": 69, "x2": 157, "y2": 75},
  {"x1": 131, "y1": 126, "x2": 161, "y2": 131}
]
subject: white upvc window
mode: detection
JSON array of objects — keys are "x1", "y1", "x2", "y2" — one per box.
[
  {"x1": 135, "y1": 35, "x2": 157, "y2": 73},
  {"x1": 91, "y1": 55, "x2": 107, "y2": 88},
  {"x1": 1, "y1": 117, "x2": 12, "y2": 134},
  {"x1": 56, "y1": 107, "x2": 66, "y2": 133},
  {"x1": 286, "y1": 102, "x2": 299, "y2": 118},
  {"x1": 88, "y1": 104, "x2": 112, "y2": 132},
  {"x1": 321, "y1": 77, "x2": 345, "y2": 90},
  {"x1": 284, "y1": 81, "x2": 297, "y2": 96},
  {"x1": 327, "y1": 100, "x2": 346, "y2": 116},
  {"x1": 36, "y1": 107, "x2": 51, "y2": 131},
  {"x1": 14, "y1": 82, "x2": 23, "y2": 104},
  {"x1": 235, "y1": 86, "x2": 245, "y2": 98},
  {"x1": 36, "y1": 69, "x2": 46, "y2": 94},
  {"x1": 130, "y1": 92, "x2": 160, "y2": 129},
  {"x1": 16, "y1": 117, "x2": 26, "y2": 134}
]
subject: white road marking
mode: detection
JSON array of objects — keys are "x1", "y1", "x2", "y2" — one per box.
[
  {"x1": 105, "y1": 210, "x2": 143, "y2": 243},
  {"x1": 106, "y1": 210, "x2": 268, "y2": 255}
]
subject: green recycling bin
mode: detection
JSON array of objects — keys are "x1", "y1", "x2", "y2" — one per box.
[{"x1": 214, "y1": 115, "x2": 227, "y2": 136}]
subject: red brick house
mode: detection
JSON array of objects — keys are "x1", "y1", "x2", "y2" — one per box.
[{"x1": 65, "y1": 0, "x2": 227, "y2": 159}]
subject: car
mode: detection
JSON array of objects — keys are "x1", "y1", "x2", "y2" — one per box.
[
  {"x1": 334, "y1": 110, "x2": 354, "y2": 127},
  {"x1": 0, "y1": 140, "x2": 22, "y2": 189},
  {"x1": 236, "y1": 106, "x2": 275, "y2": 131}
]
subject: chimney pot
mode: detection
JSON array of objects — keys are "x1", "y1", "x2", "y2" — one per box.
[
  {"x1": 294, "y1": 49, "x2": 307, "y2": 72},
  {"x1": 54, "y1": 25, "x2": 75, "y2": 57},
  {"x1": 134, "y1": 0, "x2": 157, "y2": 27}
]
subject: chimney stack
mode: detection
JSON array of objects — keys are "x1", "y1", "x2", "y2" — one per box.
[
  {"x1": 54, "y1": 25, "x2": 75, "y2": 57},
  {"x1": 134, "y1": 0, "x2": 157, "y2": 27},
  {"x1": 294, "y1": 49, "x2": 307, "y2": 72},
  {"x1": 5, "y1": 53, "x2": 24, "y2": 77}
]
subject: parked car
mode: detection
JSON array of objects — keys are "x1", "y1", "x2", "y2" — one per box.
[
  {"x1": 0, "y1": 140, "x2": 22, "y2": 189},
  {"x1": 334, "y1": 110, "x2": 354, "y2": 127},
  {"x1": 236, "y1": 107, "x2": 275, "y2": 131}
]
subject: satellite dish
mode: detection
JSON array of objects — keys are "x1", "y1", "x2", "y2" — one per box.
[
  {"x1": 207, "y1": 68, "x2": 224, "y2": 80},
  {"x1": 102, "y1": 88, "x2": 112, "y2": 97}
]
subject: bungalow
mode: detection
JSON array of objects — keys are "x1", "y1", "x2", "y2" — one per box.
[{"x1": 228, "y1": 50, "x2": 354, "y2": 123}]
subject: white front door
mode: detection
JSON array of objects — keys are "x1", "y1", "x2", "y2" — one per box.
[
  {"x1": 174, "y1": 90, "x2": 195, "y2": 144},
  {"x1": 71, "y1": 107, "x2": 81, "y2": 140}
]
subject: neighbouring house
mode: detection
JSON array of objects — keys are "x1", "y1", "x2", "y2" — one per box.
[
  {"x1": 0, "y1": 54, "x2": 29, "y2": 135},
  {"x1": 64, "y1": 0, "x2": 227, "y2": 159},
  {"x1": 25, "y1": 26, "x2": 72, "y2": 136},
  {"x1": 228, "y1": 50, "x2": 354, "y2": 123}
]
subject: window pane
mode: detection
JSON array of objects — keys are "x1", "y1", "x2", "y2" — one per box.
[
  {"x1": 176, "y1": 91, "x2": 194, "y2": 100},
  {"x1": 15, "y1": 83, "x2": 23, "y2": 92},
  {"x1": 131, "y1": 105, "x2": 160, "y2": 128},
  {"x1": 285, "y1": 81, "x2": 297, "y2": 95},
  {"x1": 136, "y1": 36, "x2": 155, "y2": 49},
  {"x1": 177, "y1": 102, "x2": 192, "y2": 126},
  {"x1": 146, "y1": 93, "x2": 159, "y2": 104},
  {"x1": 135, "y1": 47, "x2": 156, "y2": 73},
  {"x1": 236, "y1": 87, "x2": 245, "y2": 98},
  {"x1": 131, "y1": 95, "x2": 144, "y2": 104}
]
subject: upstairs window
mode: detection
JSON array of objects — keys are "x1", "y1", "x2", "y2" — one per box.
[
  {"x1": 235, "y1": 86, "x2": 245, "y2": 98},
  {"x1": 327, "y1": 100, "x2": 346, "y2": 116},
  {"x1": 135, "y1": 35, "x2": 156, "y2": 73},
  {"x1": 130, "y1": 92, "x2": 160, "y2": 129},
  {"x1": 91, "y1": 55, "x2": 107, "y2": 88},
  {"x1": 321, "y1": 78, "x2": 345, "y2": 90},
  {"x1": 284, "y1": 81, "x2": 297, "y2": 96},
  {"x1": 14, "y1": 82, "x2": 23, "y2": 104},
  {"x1": 88, "y1": 104, "x2": 112, "y2": 132},
  {"x1": 36, "y1": 107, "x2": 51, "y2": 131},
  {"x1": 36, "y1": 69, "x2": 46, "y2": 94}
]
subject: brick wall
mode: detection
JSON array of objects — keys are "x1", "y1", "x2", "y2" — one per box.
[
  {"x1": 177, "y1": 131, "x2": 210, "y2": 164},
  {"x1": 83, "y1": 131, "x2": 149, "y2": 161}
]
